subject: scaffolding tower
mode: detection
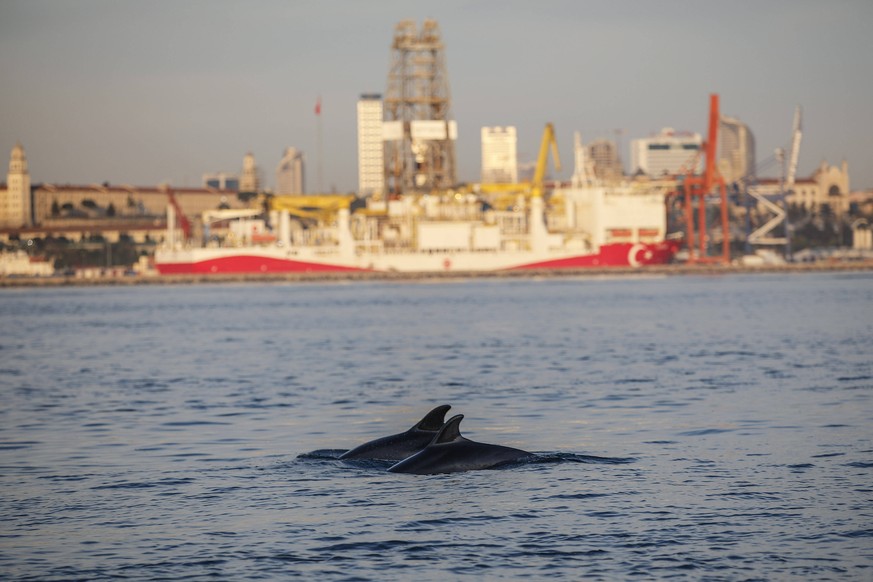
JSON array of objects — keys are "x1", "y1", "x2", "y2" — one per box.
[{"x1": 383, "y1": 19, "x2": 457, "y2": 194}]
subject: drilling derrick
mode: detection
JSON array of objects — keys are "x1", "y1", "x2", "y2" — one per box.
[{"x1": 383, "y1": 19, "x2": 457, "y2": 194}]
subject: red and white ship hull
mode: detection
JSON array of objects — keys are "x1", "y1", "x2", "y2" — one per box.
[{"x1": 154, "y1": 240, "x2": 680, "y2": 275}]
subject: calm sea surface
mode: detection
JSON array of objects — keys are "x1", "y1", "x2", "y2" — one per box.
[{"x1": 1, "y1": 273, "x2": 872, "y2": 580}]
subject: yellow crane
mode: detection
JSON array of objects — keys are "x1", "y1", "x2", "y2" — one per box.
[
  {"x1": 268, "y1": 194, "x2": 356, "y2": 222},
  {"x1": 531, "y1": 122, "x2": 561, "y2": 198},
  {"x1": 464, "y1": 123, "x2": 561, "y2": 210}
]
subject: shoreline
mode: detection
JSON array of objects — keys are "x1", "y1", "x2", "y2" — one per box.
[{"x1": 3, "y1": 260, "x2": 873, "y2": 288}]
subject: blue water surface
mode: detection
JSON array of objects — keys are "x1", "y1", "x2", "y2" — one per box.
[{"x1": 1, "y1": 272, "x2": 872, "y2": 580}]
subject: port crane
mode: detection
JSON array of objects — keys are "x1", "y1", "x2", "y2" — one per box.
[
  {"x1": 746, "y1": 106, "x2": 802, "y2": 258},
  {"x1": 164, "y1": 187, "x2": 191, "y2": 245},
  {"x1": 676, "y1": 93, "x2": 730, "y2": 264},
  {"x1": 464, "y1": 123, "x2": 561, "y2": 210},
  {"x1": 531, "y1": 123, "x2": 562, "y2": 198},
  {"x1": 269, "y1": 194, "x2": 356, "y2": 222}
]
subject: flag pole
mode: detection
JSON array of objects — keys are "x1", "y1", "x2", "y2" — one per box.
[{"x1": 315, "y1": 96, "x2": 323, "y2": 194}]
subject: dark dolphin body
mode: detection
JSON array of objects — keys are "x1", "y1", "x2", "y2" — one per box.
[
  {"x1": 388, "y1": 414, "x2": 533, "y2": 474},
  {"x1": 339, "y1": 405, "x2": 451, "y2": 461}
]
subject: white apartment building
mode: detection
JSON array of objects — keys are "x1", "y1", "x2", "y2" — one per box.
[
  {"x1": 631, "y1": 128, "x2": 702, "y2": 177},
  {"x1": 481, "y1": 126, "x2": 518, "y2": 183},
  {"x1": 276, "y1": 147, "x2": 304, "y2": 195},
  {"x1": 357, "y1": 94, "x2": 384, "y2": 196}
]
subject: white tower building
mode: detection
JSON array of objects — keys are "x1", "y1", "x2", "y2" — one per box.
[
  {"x1": 571, "y1": 132, "x2": 594, "y2": 186},
  {"x1": 2, "y1": 143, "x2": 32, "y2": 227},
  {"x1": 480, "y1": 126, "x2": 518, "y2": 184},
  {"x1": 240, "y1": 152, "x2": 261, "y2": 194},
  {"x1": 276, "y1": 147, "x2": 305, "y2": 195},
  {"x1": 631, "y1": 128, "x2": 702, "y2": 177},
  {"x1": 357, "y1": 93, "x2": 384, "y2": 196}
]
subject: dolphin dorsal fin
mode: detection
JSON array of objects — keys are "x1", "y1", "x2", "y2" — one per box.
[
  {"x1": 434, "y1": 414, "x2": 464, "y2": 444},
  {"x1": 415, "y1": 404, "x2": 451, "y2": 431}
]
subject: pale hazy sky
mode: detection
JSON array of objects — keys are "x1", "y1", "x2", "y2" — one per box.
[{"x1": 1, "y1": 0, "x2": 871, "y2": 191}]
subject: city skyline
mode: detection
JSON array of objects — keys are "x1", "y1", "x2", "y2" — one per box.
[{"x1": 1, "y1": 0, "x2": 871, "y2": 191}]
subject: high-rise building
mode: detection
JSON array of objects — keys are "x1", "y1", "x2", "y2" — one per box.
[
  {"x1": 383, "y1": 19, "x2": 457, "y2": 193},
  {"x1": 1, "y1": 142, "x2": 32, "y2": 227},
  {"x1": 571, "y1": 134, "x2": 625, "y2": 185},
  {"x1": 588, "y1": 139, "x2": 623, "y2": 181},
  {"x1": 357, "y1": 94, "x2": 384, "y2": 196},
  {"x1": 276, "y1": 147, "x2": 305, "y2": 195},
  {"x1": 719, "y1": 115, "x2": 756, "y2": 185},
  {"x1": 239, "y1": 152, "x2": 260, "y2": 194},
  {"x1": 631, "y1": 128, "x2": 702, "y2": 177},
  {"x1": 480, "y1": 126, "x2": 518, "y2": 184}
]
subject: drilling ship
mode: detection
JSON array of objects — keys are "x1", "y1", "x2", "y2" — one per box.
[{"x1": 153, "y1": 183, "x2": 679, "y2": 275}]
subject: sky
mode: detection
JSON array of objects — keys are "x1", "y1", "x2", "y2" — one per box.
[{"x1": 1, "y1": 0, "x2": 871, "y2": 192}]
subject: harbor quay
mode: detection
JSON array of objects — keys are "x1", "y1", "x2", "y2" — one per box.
[{"x1": 2, "y1": 259, "x2": 872, "y2": 288}]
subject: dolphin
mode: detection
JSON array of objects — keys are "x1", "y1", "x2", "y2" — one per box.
[
  {"x1": 388, "y1": 414, "x2": 533, "y2": 474},
  {"x1": 339, "y1": 404, "x2": 452, "y2": 461}
]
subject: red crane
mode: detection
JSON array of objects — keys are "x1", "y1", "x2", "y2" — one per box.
[
  {"x1": 165, "y1": 188, "x2": 191, "y2": 241},
  {"x1": 679, "y1": 93, "x2": 730, "y2": 264}
]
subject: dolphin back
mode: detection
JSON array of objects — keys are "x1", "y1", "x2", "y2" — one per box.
[
  {"x1": 388, "y1": 414, "x2": 532, "y2": 474},
  {"x1": 339, "y1": 405, "x2": 451, "y2": 461},
  {"x1": 415, "y1": 404, "x2": 452, "y2": 432},
  {"x1": 432, "y1": 413, "x2": 465, "y2": 444}
]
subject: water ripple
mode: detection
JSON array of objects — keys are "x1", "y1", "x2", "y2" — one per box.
[{"x1": 2, "y1": 275, "x2": 872, "y2": 580}]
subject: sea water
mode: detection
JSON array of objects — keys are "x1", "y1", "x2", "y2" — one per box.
[{"x1": 1, "y1": 272, "x2": 871, "y2": 580}]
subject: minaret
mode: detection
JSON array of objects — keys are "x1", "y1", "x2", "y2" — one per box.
[
  {"x1": 572, "y1": 131, "x2": 596, "y2": 188},
  {"x1": 571, "y1": 132, "x2": 590, "y2": 187},
  {"x1": 3, "y1": 142, "x2": 32, "y2": 227},
  {"x1": 240, "y1": 151, "x2": 260, "y2": 194}
]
